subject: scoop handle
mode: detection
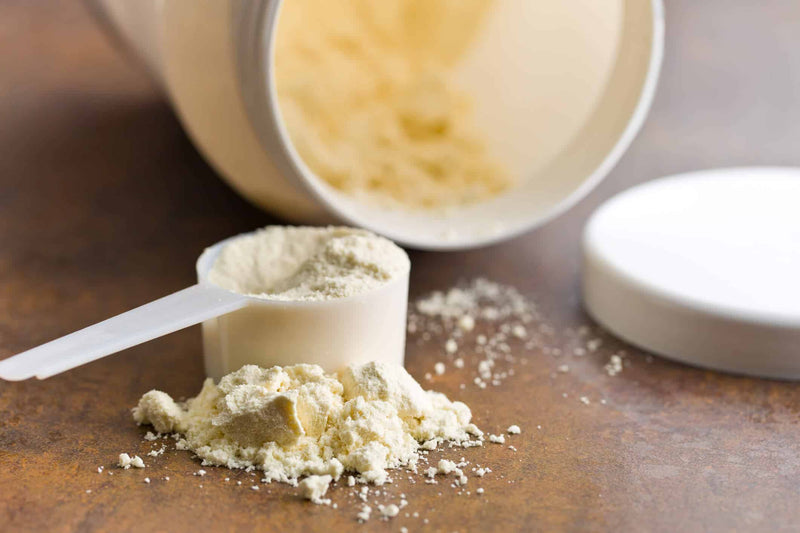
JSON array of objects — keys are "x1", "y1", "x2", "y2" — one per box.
[{"x1": 0, "y1": 284, "x2": 248, "y2": 381}]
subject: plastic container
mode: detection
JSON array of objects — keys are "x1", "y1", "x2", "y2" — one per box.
[
  {"x1": 583, "y1": 168, "x2": 800, "y2": 380},
  {"x1": 196, "y1": 233, "x2": 409, "y2": 381},
  {"x1": 90, "y1": 0, "x2": 664, "y2": 249},
  {"x1": 0, "y1": 229, "x2": 409, "y2": 381}
]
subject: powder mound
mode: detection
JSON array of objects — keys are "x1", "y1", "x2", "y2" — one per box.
[
  {"x1": 207, "y1": 226, "x2": 409, "y2": 301},
  {"x1": 133, "y1": 361, "x2": 481, "y2": 485}
]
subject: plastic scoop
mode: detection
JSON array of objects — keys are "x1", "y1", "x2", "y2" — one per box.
[{"x1": 0, "y1": 231, "x2": 409, "y2": 381}]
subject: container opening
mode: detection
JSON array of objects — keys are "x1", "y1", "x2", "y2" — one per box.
[{"x1": 269, "y1": 0, "x2": 661, "y2": 249}]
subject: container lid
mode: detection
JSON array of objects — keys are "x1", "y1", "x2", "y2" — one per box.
[{"x1": 582, "y1": 167, "x2": 800, "y2": 379}]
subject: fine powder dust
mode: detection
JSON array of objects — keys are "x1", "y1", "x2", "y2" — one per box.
[
  {"x1": 274, "y1": 0, "x2": 512, "y2": 209},
  {"x1": 133, "y1": 361, "x2": 482, "y2": 486},
  {"x1": 206, "y1": 226, "x2": 409, "y2": 300}
]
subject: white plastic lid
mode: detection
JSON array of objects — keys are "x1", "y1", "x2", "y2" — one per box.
[{"x1": 582, "y1": 167, "x2": 800, "y2": 379}]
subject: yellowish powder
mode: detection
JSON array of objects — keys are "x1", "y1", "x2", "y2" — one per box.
[
  {"x1": 132, "y1": 362, "x2": 483, "y2": 485},
  {"x1": 206, "y1": 226, "x2": 409, "y2": 301},
  {"x1": 274, "y1": 0, "x2": 511, "y2": 209}
]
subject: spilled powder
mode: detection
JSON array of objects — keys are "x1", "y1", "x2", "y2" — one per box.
[
  {"x1": 133, "y1": 362, "x2": 482, "y2": 487},
  {"x1": 408, "y1": 278, "x2": 546, "y2": 390},
  {"x1": 116, "y1": 277, "x2": 628, "y2": 524}
]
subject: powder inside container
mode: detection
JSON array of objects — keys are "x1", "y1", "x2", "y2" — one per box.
[
  {"x1": 206, "y1": 226, "x2": 409, "y2": 301},
  {"x1": 274, "y1": 0, "x2": 511, "y2": 209},
  {"x1": 133, "y1": 361, "x2": 483, "y2": 485}
]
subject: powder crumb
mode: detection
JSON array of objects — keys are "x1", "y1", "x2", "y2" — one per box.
[
  {"x1": 605, "y1": 355, "x2": 623, "y2": 376},
  {"x1": 445, "y1": 339, "x2": 458, "y2": 354},
  {"x1": 421, "y1": 439, "x2": 438, "y2": 451},
  {"x1": 458, "y1": 315, "x2": 475, "y2": 331},
  {"x1": 434, "y1": 362, "x2": 446, "y2": 375},
  {"x1": 357, "y1": 505, "x2": 372, "y2": 522},
  {"x1": 507, "y1": 425, "x2": 521, "y2": 435},
  {"x1": 557, "y1": 364, "x2": 570, "y2": 373},
  {"x1": 144, "y1": 477, "x2": 150, "y2": 484},
  {"x1": 587, "y1": 338, "x2": 603, "y2": 352},
  {"x1": 580, "y1": 396, "x2": 591, "y2": 405},
  {"x1": 299, "y1": 475, "x2": 332, "y2": 505},
  {"x1": 347, "y1": 476, "x2": 356, "y2": 487},
  {"x1": 476, "y1": 487, "x2": 484, "y2": 494},
  {"x1": 437, "y1": 460, "x2": 457, "y2": 475},
  {"x1": 454, "y1": 358, "x2": 464, "y2": 369},
  {"x1": 118, "y1": 454, "x2": 145, "y2": 469},
  {"x1": 511, "y1": 325, "x2": 527, "y2": 339},
  {"x1": 488, "y1": 434, "x2": 505, "y2": 444},
  {"x1": 195, "y1": 470, "x2": 207, "y2": 477},
  {"x1": 144, "y1": 431, "x2": 158, "y2": 441},
  {"x1": 85, "y1": 489, "x2": 92, "y2": 494},
  {"x1": 117, "y1": 453, "x2": 131, "y2": 469},
  {"x1": 147, "y1": 445, "x2": 166, "y2": 457},
  {"x1": 251, "y1": 485, "x2": 259, "y2": 491},
  {"x1": 97, "y1": 466, "x2": 104, "y2": 474},
  {"x1": 132, "y1": 391, "x2": 184, "y2": 434},
  {"x1": 379, "y1": 504, "x2": 400, "y2": 519}
]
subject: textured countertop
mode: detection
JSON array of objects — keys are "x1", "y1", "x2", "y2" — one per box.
[{"x1": 2, "y1": 1, "x2": 800, "y2": 531}]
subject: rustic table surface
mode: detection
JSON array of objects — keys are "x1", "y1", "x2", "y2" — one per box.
[{"x1": 2, "y1": 1, "x2": 800, "y2": 531}]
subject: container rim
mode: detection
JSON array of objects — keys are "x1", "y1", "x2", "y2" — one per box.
[{"x1": 241, "y1": 0, "x2": 665, "y2": 250}]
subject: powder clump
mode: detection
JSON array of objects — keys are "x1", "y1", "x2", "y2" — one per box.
[
  {"x1": 299, "y1": 475, "x2": 333, "y2": 504},
  {"x1": 206, "y1": 226, "x2": 409, "y2": 301},
  {"x1": 133, "y1": 361, "x2": 480, "y2": 486}
]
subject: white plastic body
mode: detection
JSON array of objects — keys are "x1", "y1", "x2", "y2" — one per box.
[
  {"x1": 583, "y1": 168, "x2": 800, "y2": 380},
  {"x1": 0, "y1": 284, "x2": 248, "y2": 381},
  {"x1": 196, "y1": 235, "x2": 408, "y2": 381},
  {"x1": 0, "y1": 230, "x2": 409, "y2": 381},
  {"x1": 89, "y1": 0, "x2": 664, "y2": 250}
]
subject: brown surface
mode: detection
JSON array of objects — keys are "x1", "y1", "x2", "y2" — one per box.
[{"x1": 2, "y1": 1, "x2": 800, "y2": 531}]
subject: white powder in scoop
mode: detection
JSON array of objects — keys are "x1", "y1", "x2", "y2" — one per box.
[
  {"x1": 207, "y1": 226, "x2": 409, "y2": 301},
  {"x1": 133, "y1": 361, "x2": 481, "y2": 487}
]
